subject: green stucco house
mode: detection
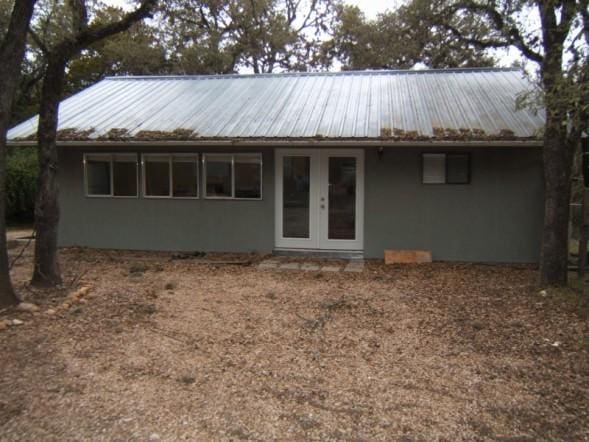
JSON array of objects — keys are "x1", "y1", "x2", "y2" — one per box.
[{"x1": 8, "y1": 68, "x2": 545, "y2": 262}]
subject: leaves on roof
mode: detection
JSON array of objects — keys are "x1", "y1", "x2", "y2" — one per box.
[
  {"x1": 97, "y1": 128, "x2": 131, "y2": 141},
  {"x1": 134, "y1": 129, "x2": 200, "y2": 141},
  {"x1": 13, "y1": 126, "x2": 534, "y2": 142},
  {"x1": 56, "y1": 128, "x2": 96, "y2": 141},
  {"x1": 376, "y1": 126, "x2": 524, "y2": 141}
]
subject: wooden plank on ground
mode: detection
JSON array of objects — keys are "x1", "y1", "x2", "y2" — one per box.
[{"x1": 385, "y1": 250, "x2": 432, "y2": 264}]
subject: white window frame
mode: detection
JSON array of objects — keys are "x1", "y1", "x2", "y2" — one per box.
[
  {"x1": 203, "y1": 153, "x2": 263, "y2": 200},
  {"x1": 141, "y1": 153, "x2": 200, "y2": 199},
  {"x1": 83, "y1": 153, "x2": 139, "y2": 198}
]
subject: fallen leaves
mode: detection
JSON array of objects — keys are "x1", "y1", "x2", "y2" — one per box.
[{"x1": 0, "y1": 249, "x2": 588, "y2": 440}]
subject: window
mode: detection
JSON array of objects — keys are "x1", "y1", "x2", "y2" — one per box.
[
  {"x1": 86, "y1": 155, "x2": 111, "y2": 196},
  {"x1": 144, "y1": 155, "x2": 170, "y2": 196},
  {"x1": 205, "y1": 155, "x2": 232, "y2": 197},
  {"x1": 446, "y1": 154, "x2": 470, "y2": 184},
  {"x1": 113, "y1": 155, "x2": 139, "y2": 196},
  {"x1": 422, "y1": 153, "x2": 470, "y2": 184},
  {"x1": 142, "y1": 154, "x2": 199, "y2": 198},
  {"x1": 204, "y1": 154, "x2": 262, "y2": 199},
  {"x1": 235, "y1": 156, "x2": 262, "y2": 199},
  {"x1": 172, "y1": 157, "x2": 199, "y2": 197},
  {"x1": 84, "y1": 153, "x2": 138, "y2": 197}
]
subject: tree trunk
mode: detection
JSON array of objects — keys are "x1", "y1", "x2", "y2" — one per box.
[
  {"x1": 0, "y1": 122, "x2": 19, "y2": 307},
  {"x1": 31, "y1": 56, "x2": 68, "y2": 287},
  {"x1": 30, "y1": 0, "x2": 156, "y2": 287},
  {"x1": 0, "y1": 0, "x2": 37, "y2": 306},
  {"x1": 540, "y1": 111, "x2": 575, "y2": 286},
  {"x1": 537, "y1": 26, "x2": 575, "y2": 287}
]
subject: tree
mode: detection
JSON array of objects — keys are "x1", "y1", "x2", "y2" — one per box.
[
  {"x1": 0, "y1": 0, "x2": 37, "y2": 307},
  {"x1": 65, "y1": 7, "x2": 169, "y2": 95},
  {"x1": 6, "y1": 147, "x2": 38, "y2": 224},
  {"x1": 31, "y1": 0, "x2": 157, "y2": 287},
  {"x1": 163, "y1": 0, "x2": 336, "y2": 74},
  {"x1": 322, "y1": 0, "x2": 496, "y2": 70},
  {"x1": 9, "y1": 2, "x2": 168, "y2": 127},
  {"x1": 431, "y1": 0, "x2": 588, "y2": 285}
]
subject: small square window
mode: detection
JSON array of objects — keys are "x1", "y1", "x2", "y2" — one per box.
[{"x1": 422, "y1": 153, "x2": 470, "y2": 184}]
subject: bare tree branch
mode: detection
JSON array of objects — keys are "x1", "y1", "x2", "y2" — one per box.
[
  {"x1": 27, "y1": 27, "x2": 49, "y2": 54},
  {"x1": 74, "y1": 0, "x2": 156, "y2": 50},
  {"x1": 440, "y1": 1, "x2": 544, "y2": 63},
  {"x1": 67, "y1": 0, "x2": 89, "y2": 34}
]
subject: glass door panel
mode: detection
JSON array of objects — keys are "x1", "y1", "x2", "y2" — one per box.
[
  {"x1": 328, "y1": 157, "x2": 356, "y2": 240},
  {"x1": 283, "y1": 156, "x2": 311, "y2": 239}
]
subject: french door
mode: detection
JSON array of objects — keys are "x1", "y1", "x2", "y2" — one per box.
[{"x1": 275, "y1": 149, "x2": 364, "y2": 251}]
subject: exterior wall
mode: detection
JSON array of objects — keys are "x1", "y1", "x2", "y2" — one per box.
[
  {"x1": 58, "y1": 147, "x2": 275, "y2": 253},
  {"x1": 364, "y1": 147, "x2": 543, "y2": 262},
  {"x1": 58, "y1": 145, "x2": 543, "y2": 263}
]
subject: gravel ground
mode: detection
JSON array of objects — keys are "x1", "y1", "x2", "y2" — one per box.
[{"x1": 1, "y1": 247, "x2": 588, "y2": 441}]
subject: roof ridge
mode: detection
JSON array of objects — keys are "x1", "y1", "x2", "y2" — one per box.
[{"x1": 105, "y1": 67, "x2": 520, "y2": 81}]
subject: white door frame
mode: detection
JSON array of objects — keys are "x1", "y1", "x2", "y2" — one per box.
[
  {"x1": 275, "y1": 149, "x2": 320, "y2": 249},
  {"x1": 274, "y1": 148, "x2": 364, "y2": 251},
  {"x1": 318, "y1": 149, "x2": 364, "y2": 250}
]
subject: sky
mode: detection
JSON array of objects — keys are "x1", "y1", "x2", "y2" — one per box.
[{"x1": 346, "y1": 0, "x2": 405, "y2": 18}]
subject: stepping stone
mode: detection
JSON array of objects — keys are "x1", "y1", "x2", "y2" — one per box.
[
  {"x1": 301, "y1": 263, "x2": 320, "y2": 271},
  {"x1": 278, "y1": 262, "x2": 300, "y2": 270},
  {"x1": 344, "y1": 261, "x2": 365, "y2": 273},
  {"x1": 258, "y1": 261, "x2": 278, "y2": 269},
  {"x1": 320, "y1": 265, "x2": 341, "y2": 272}
]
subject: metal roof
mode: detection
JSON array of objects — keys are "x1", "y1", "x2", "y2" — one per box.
[{"x1": 8, "y1": 68, "x2": 545, "y2": 142}]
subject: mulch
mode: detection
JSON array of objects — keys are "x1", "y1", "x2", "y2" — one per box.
[{"x1": 0, "y1": 248, "x2": 588, "y2": 440}]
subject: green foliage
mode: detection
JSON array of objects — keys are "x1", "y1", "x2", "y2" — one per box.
[
  {"x1": 161, "y1": 0, "x2": 337, "y2": 74},
  {"x1": 6, "y1": 147, "x2": 38, "y2": 223},
  {"x1": 0, "y1": 0, "x2": 12, "y2": 34},
  {"x1": 322, "y1": 0, "x2": 496, "y2": 70},
  {"x1": 11, "y1": 3, "x2": 170, "y2": 125},
  {"x1": 430, "y1": 0, "x2": 588, "y2": 132},
  {"x1": 65, "y1": 7, "x2": 169, "y2": 94}
]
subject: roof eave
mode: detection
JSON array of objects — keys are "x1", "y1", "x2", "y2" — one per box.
[{"x1": 7, "y1": 139, "x2": 543, "y2": 148}]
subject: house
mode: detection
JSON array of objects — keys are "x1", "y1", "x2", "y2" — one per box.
[{"x1": 7, "y1": 68, "x2": 545, "y2": 262}]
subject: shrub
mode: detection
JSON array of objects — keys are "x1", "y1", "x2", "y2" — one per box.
[{"x1": 6, "y1": 147, "x2": 38, "y2": 224}]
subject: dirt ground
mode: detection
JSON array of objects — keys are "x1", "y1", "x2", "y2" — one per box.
[{"x1": 1, "y1": 247, "x2": 588, "y2": 441}]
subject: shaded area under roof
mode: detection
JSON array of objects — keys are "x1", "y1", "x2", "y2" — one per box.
[{"x1": 8, "y1": 68, "x2": 545, "y2": 142}]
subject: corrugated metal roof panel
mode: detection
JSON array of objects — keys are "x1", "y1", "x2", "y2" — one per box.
[{"x1": 8, "y1": 68, "x2": 545, "y2": 141}]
